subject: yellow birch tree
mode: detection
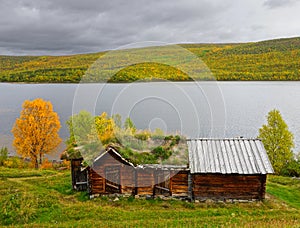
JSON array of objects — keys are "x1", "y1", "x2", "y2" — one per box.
[
  {"x1": 94, "y1": 112, "x2": 115, "y2": 144},
  {"x1": 12, "y1": 98, "x2": 62, "y2": 168}
]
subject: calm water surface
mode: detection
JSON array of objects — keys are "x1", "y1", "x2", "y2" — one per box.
[{"x1": 1, "y1": 81, "x2": 300, "y2": 158}]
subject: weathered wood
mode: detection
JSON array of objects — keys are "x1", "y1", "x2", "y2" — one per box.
[
  {"x1": 137, "y1": 186, "x2": 153, "y2": 195},
  {"x1": 170, "y1": 171, "x2": 189, "y2": 196},
  {"x1": 88, "y1": 149, "x2": 136, "y2": 195},
  {"x1": 88, "y1": 168, "x2": 105, "y2": 194},
  {"x1": 192, "y1": 174, "x2": 266, "y2": 200},
  {"x1": 86, "y1": 147, "x2": 268, "y2": 200},
  {"x1": 260, "y1": 175, "x2": 267, "y2": 199},
  {"x1": 71, "y1": 158, "x2": 88, "y2": 191}
]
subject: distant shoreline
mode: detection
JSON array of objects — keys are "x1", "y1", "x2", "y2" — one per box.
[{"x1": 1, "y1": 80, "x2": 300, "y2": 84}]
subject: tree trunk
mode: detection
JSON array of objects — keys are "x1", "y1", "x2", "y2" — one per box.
[
  {"x1": 32, "y1": 149, "x2": 39, "y2": 169},
  {"x1": 39, "y1": 152, "x2": 42, "y2": 165},
  {"x1": 34, "y1": 157, "x2": 38, "y2": 169}
]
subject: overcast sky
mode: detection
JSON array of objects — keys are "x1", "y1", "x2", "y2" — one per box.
[{"x1": 0, "y1": 0, "x2": 299, "y2": 55}]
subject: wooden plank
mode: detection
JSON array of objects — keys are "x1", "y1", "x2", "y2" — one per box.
[{"x1": 192, "y1": 174, "x2": 265, "y2": 200}]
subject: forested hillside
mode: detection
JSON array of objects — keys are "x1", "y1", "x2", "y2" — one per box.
[{"x1": 1, "y1": 37, "x2": 300, "y2": 82}]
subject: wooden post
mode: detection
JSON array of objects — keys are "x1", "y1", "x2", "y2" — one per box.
[
  {"x1": 169, "y1": 171, "x2": 173, "y2": 196},
  {"x1": 134, "y1": 169, "x2": 138, "y2": 196},
  {"x1": 260, "y1": 175, "x2": 267, "y2": 199},
  {"x1": 153, "y1": 170, "x2": 157, "y2": 197},
  {"x1": 190, "y1": 173, "x2": 194, "y2": 200}
]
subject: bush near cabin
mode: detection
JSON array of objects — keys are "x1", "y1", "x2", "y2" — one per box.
[{"x1": 65, "y1": 111, "x2": 187, "y2": 166}]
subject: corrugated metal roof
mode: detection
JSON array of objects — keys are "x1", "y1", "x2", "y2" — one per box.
[
  {"x1": 187, "y1": 138, "x2": 274, "y2": 174},
  {"x1": 137, "y1": 164, "x2": 189, "y2": 170}
]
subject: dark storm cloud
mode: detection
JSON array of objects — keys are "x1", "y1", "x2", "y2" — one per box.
[{"x1": 0, "y1": 0, "x2": 299, "y2": 55}]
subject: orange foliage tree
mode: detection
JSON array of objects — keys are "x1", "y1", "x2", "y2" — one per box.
[{"x1": 12, "y1": 98, "x2": 62, "y2": 168}]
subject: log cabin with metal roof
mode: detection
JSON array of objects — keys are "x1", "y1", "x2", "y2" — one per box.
[
  {"x1": 70, "y1": 138, "x2": 274, "y2": 201},
  {"x1": 187, "y1": 138, "x2": 274, "y2": 200}
]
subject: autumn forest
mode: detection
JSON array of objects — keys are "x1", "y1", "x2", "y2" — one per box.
[{"x1": 1, "y1": 37, "x2": 300, "y2": 83}]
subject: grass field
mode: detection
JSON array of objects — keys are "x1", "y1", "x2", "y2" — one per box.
[{"x1": 0, "y1": 167, "x2": 299, "y2": 227}]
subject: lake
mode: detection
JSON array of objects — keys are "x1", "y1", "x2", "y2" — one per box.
[{"x1": 1, "y1": 81, "x2": 300, "y2": 158}]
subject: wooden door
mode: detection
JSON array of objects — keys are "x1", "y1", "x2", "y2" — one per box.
[
  {"x1": 105, "y1": 166, "x2": 121, "y2": 193},
  {"x1": 154, "y1": 170, "x2": 171, "y2": 196}
]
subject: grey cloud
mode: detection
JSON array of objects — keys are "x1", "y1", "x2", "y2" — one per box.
[
  {"x1": 263, "y1": 0, "x2": 297, "y2": 8},
  {"x1": 0, "y1": 0, "x2": 299, "y2": 55}
]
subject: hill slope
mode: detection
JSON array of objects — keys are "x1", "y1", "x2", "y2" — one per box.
[{"x1": 1, "y1": 37, "x2": 300, "y2": 82}]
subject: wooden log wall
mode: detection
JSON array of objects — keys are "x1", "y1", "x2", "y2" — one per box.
[
  {"x1": 136, "y1": 168, "x2": 155, "y2": 195},
  {"x1": 259, "y1": 175, "x2": 267, "y2": 199},
  {"x1": 88, "y1": 168, "x2": 104, "y2": 194},
  {"x1": 120, "y1": 166, "x2": 135, "y2": 194},
  {"x1": 192, "y1": 174, "x2": 266, "y2": 200},
  {"x1": 86, "y1": 151, "x2": 268, "y2": 200},
  {"x1": 170, "y1": 171, "x2": 189, "y2": 196},
  {"x1": 88, "y1": 152, "x2": 135, "y2": 195},
  {"x1": 136, "y1": 170, "x2": 189, "y2": 197}
]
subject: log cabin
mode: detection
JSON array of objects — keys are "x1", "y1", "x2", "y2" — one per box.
[
  {"x1": 187, "y1": 138, "x2": 274, "y2": 200},
  {"x1": 71, "y1": 138, "x2": 274, "y2": 201}
]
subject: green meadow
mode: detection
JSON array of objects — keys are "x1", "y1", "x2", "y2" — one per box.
[{"x1": 0, "y1": 167, "x2": 299, "y2": 227}]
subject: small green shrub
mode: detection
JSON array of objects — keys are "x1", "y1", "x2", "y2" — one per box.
[
  {"x1": 164, "y1": 135, "x2": 172, "y2": 141},
  {"x1": 164, "y1": 135, "x2": 181, "y2": 147},
  {"x1": 3, "y1": 157, "x2": 29, "y2": 168},
  {"x1": 151, "y1": 128, "x2": 165, "y2": 140},
  {"x1": 78, "y1": 192, "x2": 90, "y2": 201},
  {"x1": 152, "y1": 146, "x2": 172, "y2": 160},
  {"x1": 134, "y1": 131, "x2": 151, "y2": 141},
  {"x1": 151, "y1": 134, "x2": 165, "y2": 140},
  {"x1": 0, "y1": 147, "x2": 8, "y2": 166},
  {"x1": 127, "y1": 195, "x2": 135, "y2": 202},
  {"x1": 280, "y1": 159, "x2": 300, "y2": 177},
  {"x1": 183, "y1": 202, "x2": 195, "y2": 209}
]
